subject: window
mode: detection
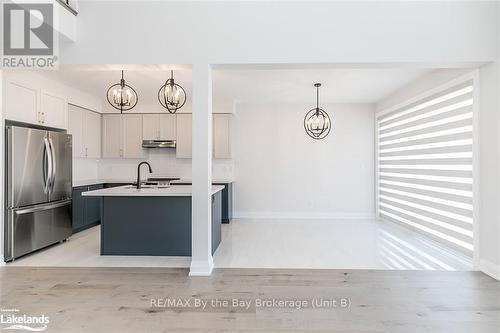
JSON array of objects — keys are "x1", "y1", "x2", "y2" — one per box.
[{"x1": 376, "y1": 79, "x2": 475, "y2": 257}]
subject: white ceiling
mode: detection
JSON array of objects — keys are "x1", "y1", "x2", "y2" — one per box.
[
  {"x1": 43, "y1": 67, "x2": 432, "y2": 106},
  {"x1": 43, "y1": 69, "x2": 193, "y2": 109},
  {"x1": 213, "y1": 68, "x2": 432, "y2": 104}
]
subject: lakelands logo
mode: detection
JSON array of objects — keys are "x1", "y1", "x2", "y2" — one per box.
[
  {"x1": 0, "y1": 309, "x2": 49, "y2": 331},
  {"x1": 2, "y1": 2, "x2": 58, "y2": 69}
]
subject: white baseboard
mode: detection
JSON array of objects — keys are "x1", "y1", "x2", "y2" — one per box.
[
  {"x1": 480, "y1": 259, "x2": 500, "y2": 281},
  {"x1": 233, "y1": 212, "x2": 376, "y2": 220},
  {"x1": 189, "y1": 258, "x2": 214, "y2": 276}
]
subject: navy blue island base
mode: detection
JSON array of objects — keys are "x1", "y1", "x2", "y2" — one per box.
[{"x1": 100, "y1": 191, "x2": 222, "y2": 256}]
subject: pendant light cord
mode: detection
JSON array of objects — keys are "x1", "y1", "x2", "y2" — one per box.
[
  {"x1": 316, "y1": 85, "x2": 319, "y2": 109},
  {"x1": 120, "y1": 70, "x2": 124, "y2": 112}
]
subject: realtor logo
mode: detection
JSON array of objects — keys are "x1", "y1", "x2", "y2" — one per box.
[
  {"x1": 0, "y1": 308, "x2": 49, "y2": 331},
  {"x1": 2, "y1": 2, "x2": 58, "y2": 69}
]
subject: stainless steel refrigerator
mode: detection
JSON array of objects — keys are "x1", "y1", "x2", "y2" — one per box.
[{"x1": 4, "y1": 125, "x2": 72, "y2": 262}]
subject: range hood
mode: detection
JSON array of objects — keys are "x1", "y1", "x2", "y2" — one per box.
[{"x1": 142, "y1": 140, "x2": 176, "y2": 148}]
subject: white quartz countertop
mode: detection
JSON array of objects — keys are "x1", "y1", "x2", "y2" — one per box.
[
  {"x1": 74, "y1": 178, "x2": 233, "y2": 187},
  {"x1": 82, "y1": 185, "x2": 225, "y2": 197}
]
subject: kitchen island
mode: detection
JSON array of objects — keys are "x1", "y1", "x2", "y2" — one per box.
[{"x1": 82, "y1": 185, "x2": 224, "y2": 256}]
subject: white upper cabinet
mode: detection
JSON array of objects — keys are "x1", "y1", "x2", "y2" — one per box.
[
  {"x1": 102, "y1": 114, "x2": 143, "y2": 159},
  {"x1": 68, "y1": 105, "x2": 102, "y2": 159},
  {"x1": 176, "y1": 114, "x2": 192, "y2": 158},
  {"x1": 4, "y1": 80, "x2": 39, "y2": 125},
  {"x1": 4, "y1": 79, "x2": 68, "y2": 129},
  {"x1": 159, "y1": 114, "x2": 176, "y2": 140},
  {"x1": 40, "y1": 90, "x2": 67, "y2": 129},
  {"x1": 175, "y1": 114, "x2": 232, "y2": 159},
  {"x1": 67, "y1": 105, "x2": 86, "y2": 158},
  {"x1": 85, "y1": 111, "x2": 102, "y2": 158},
  {"x1": 213, "y1": 114, "x2": 232, "y2": 159},
  {"x1": 102, "y1": 115, "x2": 122, "y2": 158},
  {"x1": 142, "y1": 114, "x2": 176, "y2": 141},
  {"x1": 122, "y1": 114, "x2": 143, "y2": 158}
]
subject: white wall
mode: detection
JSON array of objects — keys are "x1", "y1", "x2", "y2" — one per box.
[
  {"x1": 233, "y1": 103, "x2": 375, "y2": 219},
  {"x1": 478, "y1": 61, "x2": 500, "y2": 278},
  {"x1": 0, "y1": 70, "x2": 4, "y2": 261},
  {"x1": 63, "y1": 1, "x2": 497, "y2": 65},
  {"x1": 53, "y1": 0, "x2": 77, "y2": 42},
  {"x1": 477, "y1": 5, "x2": 500, "y2": 278}
]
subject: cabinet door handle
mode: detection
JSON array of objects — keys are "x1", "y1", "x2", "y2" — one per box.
[{"x1": 85, "y1": 147, "x2": 88, "y2": 157}]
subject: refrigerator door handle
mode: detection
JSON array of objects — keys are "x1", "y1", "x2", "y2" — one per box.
[
  {"x1": 9, "y1": 209, "x2": 14, "y2": 260},
  {"x1": 15, "y1": 199, "x2": 72, "y2": 215},
  {"x1": 48, "y1": 137, "x2": 56, "y2": 193},
  {"x1": 43, "y1": 137, "x2": 53, "y2": 194}
]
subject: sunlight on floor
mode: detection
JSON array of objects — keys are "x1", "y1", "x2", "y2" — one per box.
[{"x1": 214, "y1": 219, "x2": 473, "y2": 270}]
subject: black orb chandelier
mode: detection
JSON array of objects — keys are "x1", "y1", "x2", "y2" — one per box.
[
  {"x1": 158, "y1": 70, "x2": 187, "y2": 113},
  {"x1": 304, "y1": 83, "x2": 331, "y2": 140},
  {"x1": 106, "y1": 70, "x2": 138, "y2": 113}
]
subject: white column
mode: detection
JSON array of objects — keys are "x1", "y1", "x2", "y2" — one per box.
[
  {"x1": 0, "y1": 70, "x2": 4, "y2": 263},
  {"x1": 189, "y1": 63, "x2": 214, "y2": 276}
]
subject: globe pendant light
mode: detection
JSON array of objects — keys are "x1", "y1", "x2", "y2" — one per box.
[
  {"x1": 304, "y1": 83, "x2": 331, "y2": 140},
  {"x1": 158, "y1": 70, "x2": 187, "y2": 113},
  {"x1": 106, "y1": 70, "x2": 138, "y2": 113}
]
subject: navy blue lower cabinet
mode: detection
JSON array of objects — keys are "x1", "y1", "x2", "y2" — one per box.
[
  {"x1": 176, "y1": 182, "x2": 233, "y2": 224},
  {"x1": 72, "y1": 184, "x2": 104, "y2": 233},
  {"x1": 72, "y1": 187, "x2": 86, "y2": 232},
  {"x1": 86, "y1": 184, "x2": 103, "y2": 224},
  {"x1": 212, "y1": 191, "x2": 222, "y2": 254},
  {"x1": 214, "y1": 183, "x2": 232, "y2": 224}
]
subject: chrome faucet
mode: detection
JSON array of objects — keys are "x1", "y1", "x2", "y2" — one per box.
[{"x1": 137, "y1": 161, "x2": 153, "y2": 189}]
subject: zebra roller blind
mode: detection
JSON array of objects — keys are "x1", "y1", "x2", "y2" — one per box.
[{"x1": 377, "y1": 80, "x2": 474, "y2": 257}]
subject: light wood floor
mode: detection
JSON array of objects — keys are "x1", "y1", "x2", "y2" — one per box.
[{"x1": 0, "y1": 268, "x2": 499, "y2": 332}]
